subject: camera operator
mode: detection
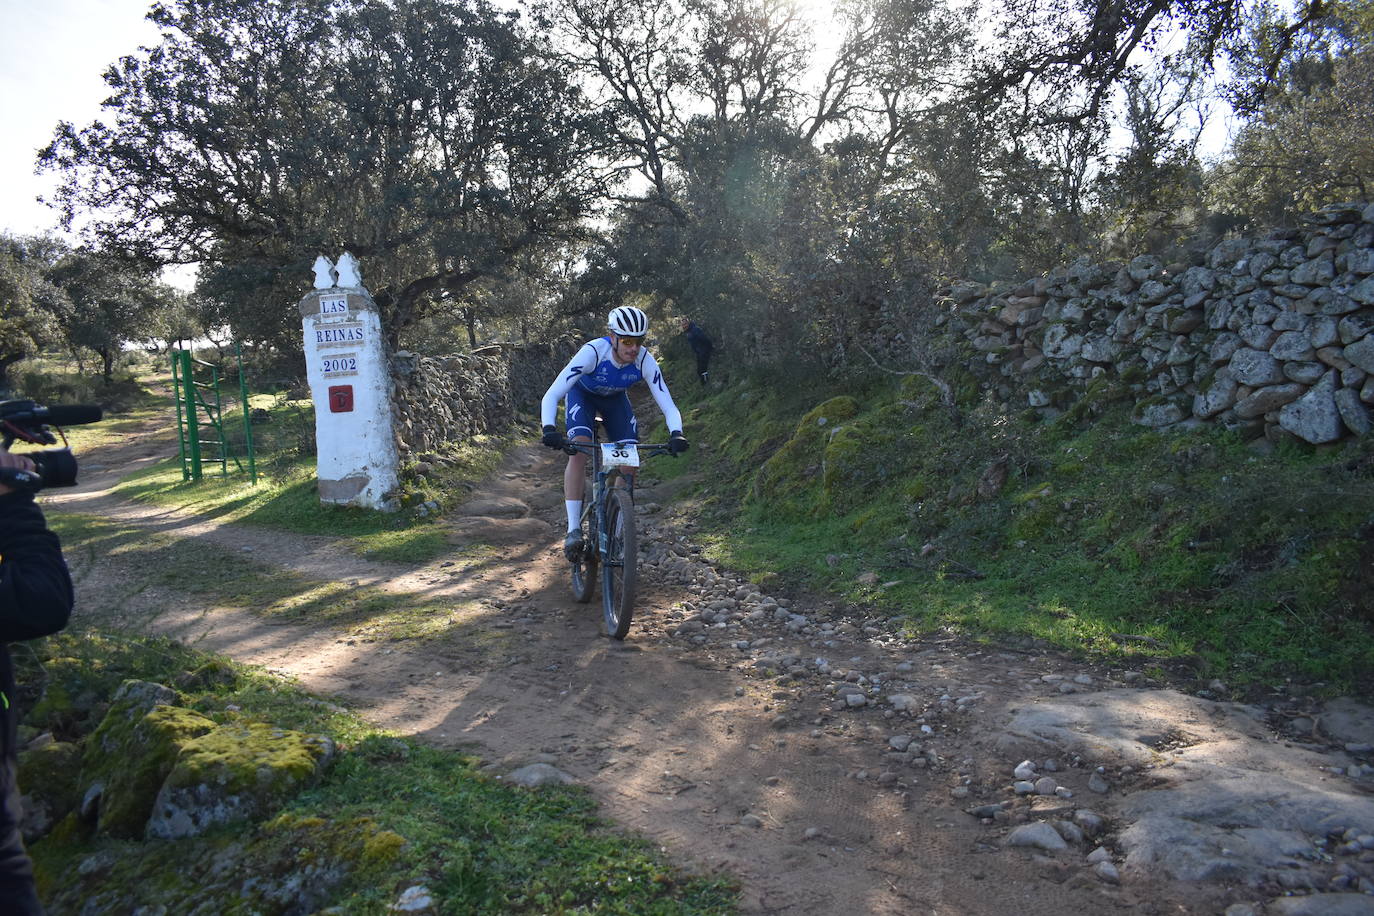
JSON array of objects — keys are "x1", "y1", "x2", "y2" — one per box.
[{"x1": 0, "y1": 451, "x2": 73, "y2": 914}]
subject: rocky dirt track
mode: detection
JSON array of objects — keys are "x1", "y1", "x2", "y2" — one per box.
[{"x1": 47, "y1": 430, "x2": 1374, "y2": 916}]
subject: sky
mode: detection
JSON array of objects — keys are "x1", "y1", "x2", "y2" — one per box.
[{"x1": 0, "y1": 0, "x2": 161, "y2": 239}]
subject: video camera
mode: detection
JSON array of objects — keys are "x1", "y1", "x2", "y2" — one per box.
[{"x1": 0, "y1": 399, "x2": 104, "y2": 493}]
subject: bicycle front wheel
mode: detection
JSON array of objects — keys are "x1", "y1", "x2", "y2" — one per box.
[{"x1": 601, "y1": 487, "x2": 638, "y2": 639}]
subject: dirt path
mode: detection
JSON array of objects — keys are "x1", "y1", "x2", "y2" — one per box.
[{"x1": 45, "y1": 422, "x2": 1374, "y2": 916}]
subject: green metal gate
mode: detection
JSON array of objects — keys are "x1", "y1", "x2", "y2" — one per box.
[{"x1": 171, "y1": 346, "x2": 258, "y2": 484}]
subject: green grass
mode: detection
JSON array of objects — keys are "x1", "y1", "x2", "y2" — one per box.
[
  {"x1": 673, "y1": 360, "x2": 1374, "y2": 691},
  {"x1": 292, "y1": 741, "x2": 736, "y2": 914},
  {"x1": 22, "y1": 632, "x2": 738, "y2": 914},
  {"x1": 114, "y1": 458, "x2": 406, "y2": 533},
  {"x1": 79, "y1": 385, "x2": 522, "y2": 564},
  {"x1": 356, "y1": 527, "x2": 452, "y2": 563},
  {"x1": 16, "y1": 631, "x2": 373, "y2": 746}
]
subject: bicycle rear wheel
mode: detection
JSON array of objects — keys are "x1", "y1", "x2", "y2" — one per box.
[
  {"x1": 601, "y1": 487, "x2": 637, "y2": 639},
  {"x1": 570, "y1": 480, "x2": 597, "y2": 603}
]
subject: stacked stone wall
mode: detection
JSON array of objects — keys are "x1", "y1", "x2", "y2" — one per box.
[
  {"x1": 389, "y1": 338, "x2": 573, "y2": 458},
  {"x1": 933, "y1": 201, "x2": 1374, "y2": 444}
]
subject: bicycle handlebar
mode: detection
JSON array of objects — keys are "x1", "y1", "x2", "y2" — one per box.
[{"x1": 561, "y1": 441, "x2": 677, "y2": 459}]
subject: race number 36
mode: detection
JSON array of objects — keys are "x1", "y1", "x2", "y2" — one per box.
[{"x1": 601, "y1": 443, "x2": 640, "y2": 468}]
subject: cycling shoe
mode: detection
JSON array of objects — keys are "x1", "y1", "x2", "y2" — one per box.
[{"x1": 563, "y1": 530, "x2": 585, "y2": 562}]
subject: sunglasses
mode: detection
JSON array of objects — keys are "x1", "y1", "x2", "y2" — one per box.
[{"x1": 616, "y1": 334, "x2": 645, "y2": 345}]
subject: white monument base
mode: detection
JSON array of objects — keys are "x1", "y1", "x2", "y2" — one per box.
[{"x1": 299, "y1": 254, "x2": 399, "y2": 511}]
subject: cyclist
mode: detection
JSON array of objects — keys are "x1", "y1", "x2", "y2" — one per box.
[{"x1": 540, "y1": 306, "x2": 689, "y2": 559}]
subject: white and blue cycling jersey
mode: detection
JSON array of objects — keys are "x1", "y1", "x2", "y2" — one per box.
[{"x1": 540, "y1": 336, "x2": 683, "y2": 442}]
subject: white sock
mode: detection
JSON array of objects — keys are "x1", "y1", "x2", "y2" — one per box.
[{"x1": 566, "y1": 500, "x2": 582, "y2": 532}]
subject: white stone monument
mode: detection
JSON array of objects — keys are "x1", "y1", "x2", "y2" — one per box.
[{"x1": 298, "y1": 252, "x2": 400, "y2": 510}]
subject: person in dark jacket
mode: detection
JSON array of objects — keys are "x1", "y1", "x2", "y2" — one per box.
[
  {"x1": 0, "y1": 451, "x2": 73, "y2": 915},
  {"x1": 679, "y1": 317, "x2": 714, "y2": 387}
]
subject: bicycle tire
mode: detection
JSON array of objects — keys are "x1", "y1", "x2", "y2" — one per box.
[
  {"x1": 570, "y1": 479, "x2": 597, "y2": 603},
  {"x1": 601, "y1": 486, "x2": 637, "y2": 639}
]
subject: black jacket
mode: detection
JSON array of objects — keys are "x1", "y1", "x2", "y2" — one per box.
[
  {"x1": 0, "y1": 490, "x2": 73, "y2": 769},
  {"x1": 684, "y1": 321, "x2": 714, "y2": 358},
  {"x1": 0, "y1": 489, "x2": 70, "y2": 915}
]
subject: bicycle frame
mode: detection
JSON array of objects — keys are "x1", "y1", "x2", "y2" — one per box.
[
  {"x1": 565, "y1": 437, "x2": 668, "y2": 561},
  {"x1": 563, "y1": 430, "x2": 673, "y2": 638}
]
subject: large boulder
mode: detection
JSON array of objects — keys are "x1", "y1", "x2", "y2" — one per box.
[
  {"x1": 81, "y1": 682, "x2": 216, "y2": 838},
  {"x1": 1080, "y1": 334, "x2": 1119, "y2": 363},
  {"x1": 1128, "y1": 254, "x2": 1164, "y2": 283},
  {"x1": 146, "y1": 722, "x2": 336, "y2": 839},
  {"x1": 17, "y1": 740, "x2": 82, "y2": 841},
  {"x1": 1347, "y1": 248, "x2": 1374, "y2": 274},
  {"x1": 42, "y1": 811, "x2": 409, "y2": 915}
]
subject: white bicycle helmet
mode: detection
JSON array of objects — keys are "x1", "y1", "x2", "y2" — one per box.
[{"x1": 607, "y1": 305, "x2": 649, "y2": 336}]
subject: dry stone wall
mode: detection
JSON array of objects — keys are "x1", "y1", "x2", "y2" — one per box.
[
  {"x1": 389, "y1": 339, "x2": 572, "y2": 458},
  {"x1": 934, "y1": 201, "x2": 1374, "y2": 445}
]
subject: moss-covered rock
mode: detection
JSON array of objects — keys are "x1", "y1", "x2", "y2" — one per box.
[
  {"x1": 1009, "y1": 493, "x2": 1062, "y2": 542},
  {"x1": 753, "y1": 396, "x2": 862, "y2": 514},
  {"x1": 821, "y1": 421, "x2": 899, "y2": 513},
  {"x1": 146, "y1": 722, "x2": 336, "y2": 839},
  {"x1": 902, "y1": 476, "x2": 931, "y2": 500},
  {"x1": 237, "y1": 813, "x2": 407, "y2": 912},
  {"x1": 82, "y1": 686, "x2": 217, "y2": 838},
  {"x1": 821, "y1": 425, "x2": 865, "y2": 503},
  {"x1": 37, "y1": 811, "x2": 408, "y2": 916},
  {"x1": 23, "y1": 655, "x2": 112, "y2": 739},
  {"x1": 1056, "y1": 377, "x2": 1131, "y2": 426},
  {"x1": 1132, "y1": 394, "x2": 1188, "y2": 427},
  {"x1": 799, "y1": 395, "x2": 860, "y2": 430},
  {"x1": 753, "y1": 435, "x2": 814, "y2": 512},
  {"x1": 174, "y1": 659, "x2": 240, "y2": 692},
  {"x1": 16, "y1": 740, "x2": 82, "y2": 841},
  {"x1": 898, "y1": 374, "x2": 937, "y2": 403}
]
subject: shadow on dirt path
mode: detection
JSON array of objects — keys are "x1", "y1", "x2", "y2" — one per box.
[{"x1": 42, "y1": 417, "x2": 1374, "y2": 916}]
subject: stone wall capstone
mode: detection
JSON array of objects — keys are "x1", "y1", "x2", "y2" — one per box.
[{"x1": 929, "y1": 201, "x2": 1374, "y2": 445}]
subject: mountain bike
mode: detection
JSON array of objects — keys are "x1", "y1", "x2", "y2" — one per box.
[{"x1": 563, "y1": 434, "x2": 675, "y2": 640}]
